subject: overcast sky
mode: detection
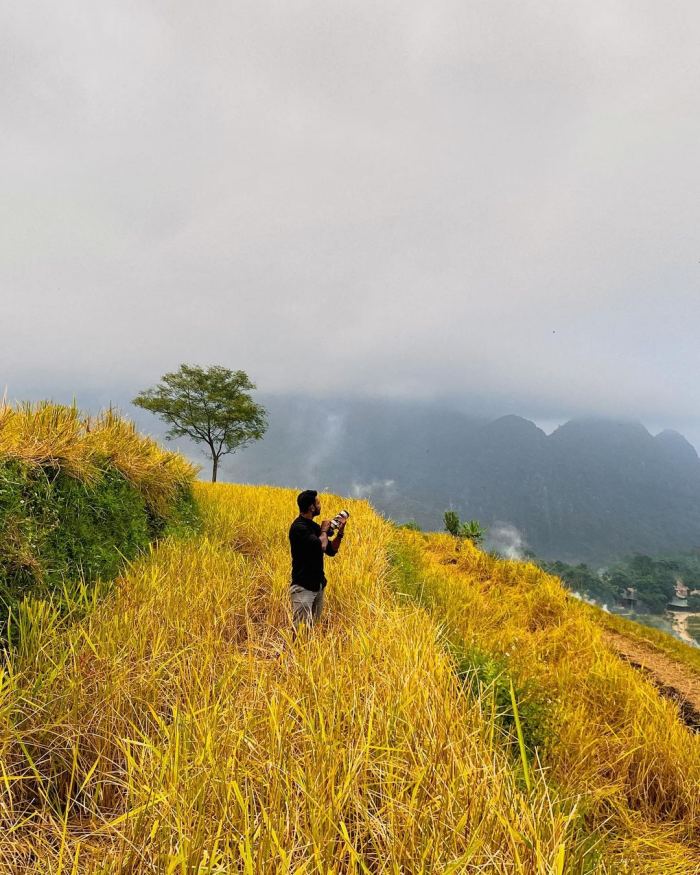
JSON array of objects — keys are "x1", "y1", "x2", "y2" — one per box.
[{"x1": 2, "y1": 2, "x2": 700, "y2": 441}]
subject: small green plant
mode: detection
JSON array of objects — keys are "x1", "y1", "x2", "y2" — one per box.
[
  {"x1": 444, "y1": 510, "x2": 461, "y2": 537},
  {"x1": 452, "y1": 643, "x2": 553, "y2": 759},
  {"x1": 443, "y1": 511, "x2": 485, "y2": 545},
  {"x1": 461, "y1": 519, "x2": 486, "y2": 545}
]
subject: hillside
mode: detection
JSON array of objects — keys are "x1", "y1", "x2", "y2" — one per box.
[
  {"x1": 1, "y1": 480, "x2": 698, "y2": 872},
  {"x1": 223, "y1": 395, "x2": 700, "y2": 563},
  {"x1": 0, "y1": 402, "x2": 198, "y2": 631}
]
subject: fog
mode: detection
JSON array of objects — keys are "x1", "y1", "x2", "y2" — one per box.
[{"x1": 2, "y1": 1, "x2": 700, "y2": 444}]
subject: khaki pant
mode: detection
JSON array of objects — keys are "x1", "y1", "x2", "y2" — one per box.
[{"x1": 290, "y1": 584, "x2": 325, "y2": 632}]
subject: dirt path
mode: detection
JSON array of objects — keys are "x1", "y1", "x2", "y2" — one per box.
[{"x1": 604, "y1": 631, "x2": 700, "y2": 733}]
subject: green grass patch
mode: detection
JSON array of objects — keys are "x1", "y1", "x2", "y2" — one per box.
[{"x1": 0, "y1": 459, "x2": 199, "y2": 637}]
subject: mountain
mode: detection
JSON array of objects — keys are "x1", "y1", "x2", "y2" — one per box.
[{"x1": 223, "y1": 396, "x2": 700, "y2": 564}]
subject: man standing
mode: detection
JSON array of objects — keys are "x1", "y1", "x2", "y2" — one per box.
[{"x1": 289, "y1": 489, "x2": 346, "y2": 633}]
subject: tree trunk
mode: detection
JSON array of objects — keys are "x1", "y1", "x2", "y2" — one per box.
[{"x1": 212, "y1": 455, "x2": 218, "y2": 483}]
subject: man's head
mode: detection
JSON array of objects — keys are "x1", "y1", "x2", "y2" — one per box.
[{"x1": 297, "y1": 489, "x2": 320, "y2": 517}]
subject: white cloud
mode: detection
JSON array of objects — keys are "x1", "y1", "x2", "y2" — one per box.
[
  {"x1": 350, "y1": 480, "x2": 396, "y2": 500},
  {"x1": 485, "y1": 522, "x2": 527, "y2": 560},
  {"x1": 2, "y1": 1, "x2": 699, "y2": 435}
]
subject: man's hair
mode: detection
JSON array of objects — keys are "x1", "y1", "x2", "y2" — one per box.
[{"x1": 297, "y1": 489, "x2": 318, "y2": 513}]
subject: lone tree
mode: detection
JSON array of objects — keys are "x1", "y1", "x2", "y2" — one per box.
[{"x1": 133, "y1": 364, "x2": 267, "y2": 482}]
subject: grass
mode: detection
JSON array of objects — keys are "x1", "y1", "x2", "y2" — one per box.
[
  {"x1": 688, "y1": 616, "x2": 700, "y2": 647},
  {"x1": 0, "y1": 401, "x2": 196, "y2": 514},
  {"x1": 388, "y1": 529, "x2": 700, "y2": 872},
  {"x1": 0, "y1": 484, "x2": 596, "y2": 873},
  {"x1": 0, "y1": 481, "x2": 697, "y2": 871},
  {"x1": 0, "y1": 402, "x2": 198, "y2": 635},
  {"x1": 596, "y1": 608, "x2": 700, "y2": 677}
]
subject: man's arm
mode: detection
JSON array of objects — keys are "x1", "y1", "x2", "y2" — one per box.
[
  {"x1": 319, "y1": 519, "x2": 331, "y2": 553},
  {"x1": 292, "y1": 522, "x2": 326, "y2": 553},
  {"x1": 325, "y1": 522, "x2": 345, "y2": 556}
]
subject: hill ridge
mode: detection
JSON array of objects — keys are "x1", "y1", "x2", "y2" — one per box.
[{"x1": 224, "y1": 396, "x2": 700, "y2": 562}]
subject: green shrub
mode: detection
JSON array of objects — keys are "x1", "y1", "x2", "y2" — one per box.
[
  {"x1": 443, "y1": 510, "x2": 486, "y2": 545},
  {"x1": 443, "y1": 510, "x2": 461, "y2": 537},
  {"x1": 0, "y1": 458, "x2": 199, "y2": 637},
  {"x1": 451, "y1": 643, "x2": 553, "y2": 758}
]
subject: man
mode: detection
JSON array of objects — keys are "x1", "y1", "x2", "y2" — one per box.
[{"x1": 288, "y1": 489, "x2": 346, "y2": 633}]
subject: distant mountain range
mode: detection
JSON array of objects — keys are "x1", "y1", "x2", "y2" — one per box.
[{"x1": 221, "y1": 396, "x2": 700, "y2": 564}]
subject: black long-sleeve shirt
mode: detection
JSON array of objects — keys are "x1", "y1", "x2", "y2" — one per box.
[{"x1": 289, "y1": 515, "x2": 341, "y2": 591}]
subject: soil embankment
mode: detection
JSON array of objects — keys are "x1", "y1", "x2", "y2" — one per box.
[{"x1": 605, "y1": 630, "x2": 700, "y2": 732}]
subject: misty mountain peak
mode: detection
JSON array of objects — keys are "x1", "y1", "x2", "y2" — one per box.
[
  {"x1": 222, "y1": 395, "x2": 700, "y2": 563},
  {"x1": 549, "y1": 418, "x2": 652, "y2": 447},
  {"x1": 654, "y1": 429, "x2": 699, "y2": 462},
  {"x1": 484, "y1": 415, "x2": 546, "y2": 438}
]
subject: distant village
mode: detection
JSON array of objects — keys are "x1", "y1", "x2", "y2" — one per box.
[{"x1": 613, "y1": 580, "x2": 700, "y2": 647}]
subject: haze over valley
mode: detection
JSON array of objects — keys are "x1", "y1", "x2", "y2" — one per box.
[{"x1": 216, "y1": 395, "x2": 700, "y2": 564}]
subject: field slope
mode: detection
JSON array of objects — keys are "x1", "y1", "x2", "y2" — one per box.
[{"x1": 0, "y1": 483, "x2": 698, "y2": 873}]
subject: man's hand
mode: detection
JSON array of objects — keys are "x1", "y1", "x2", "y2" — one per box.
[{"x1": 320, "y1": 520, "x2": 331, "y2": 534}]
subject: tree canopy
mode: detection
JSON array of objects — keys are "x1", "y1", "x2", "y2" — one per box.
[{"x1": 133, "y1": 364, "x2": 267, "y2": 482}]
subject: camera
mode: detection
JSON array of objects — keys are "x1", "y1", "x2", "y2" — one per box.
[{"x1": 328, "y1": 509, "x2": 350, "y2": 531}]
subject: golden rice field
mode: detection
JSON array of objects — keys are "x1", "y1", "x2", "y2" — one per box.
[
  {"x1": 392, "y1": 531, "x2": 700, "y2": 872},
  {"x1": 0, "y1": 401, "x2": 196, "y2": 513},
  {"x1": 0, "y1": 482, "x2": 698, "y2": 872}
]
